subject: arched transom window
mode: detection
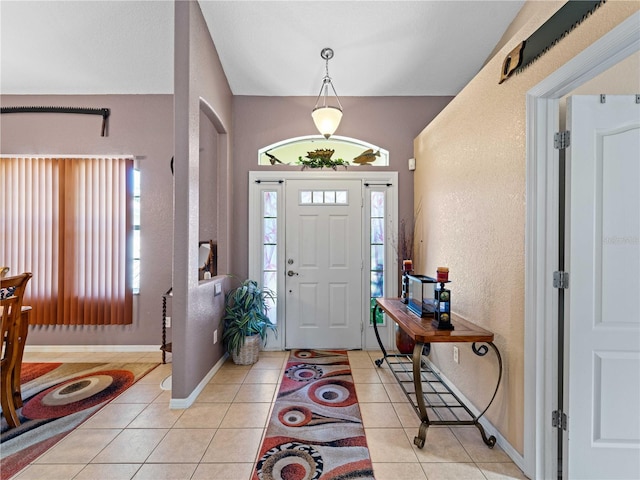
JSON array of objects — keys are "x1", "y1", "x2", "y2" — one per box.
[{"x1": 258, "y1": 135, "x2": 389, "y2": 167}]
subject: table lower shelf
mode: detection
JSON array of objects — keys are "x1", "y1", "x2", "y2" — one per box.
[
  {"x1": 377, "y1": 351, "x2": 498, "y2": 448},
  {"x1": 384, "y1": 354, "x2": 478, "y2": 422}
]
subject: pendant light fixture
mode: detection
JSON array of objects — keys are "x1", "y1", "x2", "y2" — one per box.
[{"x1": 312, "y1": 47, "x2": 343, "y2": 139}]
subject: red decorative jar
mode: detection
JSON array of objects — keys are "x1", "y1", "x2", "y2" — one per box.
[{"x1": 395, "y1": 324, "x2": 415, "y2": 354}]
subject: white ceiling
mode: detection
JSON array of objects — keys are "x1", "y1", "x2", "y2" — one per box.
[{"x1": 1, "y1": 0, "x2": 525, "y2": 97}]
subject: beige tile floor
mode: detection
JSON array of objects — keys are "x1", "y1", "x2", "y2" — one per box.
[{"x1": 12, "y1": 350, "x2": 528, "y2": 480}]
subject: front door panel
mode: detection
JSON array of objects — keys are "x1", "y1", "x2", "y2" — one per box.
[{"x1": 285, "y1": 179, "x2": 362, "y2": 349}]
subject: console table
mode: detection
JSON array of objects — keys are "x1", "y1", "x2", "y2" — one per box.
[{"x1": 372, "y1": 298, "x2": 502, "y2": 449}]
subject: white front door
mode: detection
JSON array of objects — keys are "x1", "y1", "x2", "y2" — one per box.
[
  {"x1": 565, "y1": 94, "x2": 640, "y2": 479},
  {"x1": 284, "y1": 179, "x2": 363, "y2": 349}
]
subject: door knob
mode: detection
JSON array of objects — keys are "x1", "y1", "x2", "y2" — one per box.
[{"x1": 287, "y1": 270, "x2": 299, "y2": 277}]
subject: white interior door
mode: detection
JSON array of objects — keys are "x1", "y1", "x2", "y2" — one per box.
[
  {"x1": 565, "y1": 94, "x2": 640, "y2": 479},
  {"x1": 285, "y1": 179, "x2": 363, "y2": 349}
]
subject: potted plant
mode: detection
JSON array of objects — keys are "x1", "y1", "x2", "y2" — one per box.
[{"x1": 222, "y1": 279, "x2": 277, "y2": 365}]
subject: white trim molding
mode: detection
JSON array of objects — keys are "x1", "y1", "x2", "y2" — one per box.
[
  {"x1": 169, "y1": 353, "x2": 228, "y2": 409},
  {"x1": 24, "y1": 345, "x2": 161, "y2": 353}
]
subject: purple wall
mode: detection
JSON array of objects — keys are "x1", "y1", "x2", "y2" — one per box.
[
  {"x1": 1, "y1": 94, "x2": 173, "y2": 347},
  {"x1": 231, "y1": 95, "x2": 453, "y2": 278},
  {"x1": 172, "y1": 1, "x2": 233, "y2": 400}
]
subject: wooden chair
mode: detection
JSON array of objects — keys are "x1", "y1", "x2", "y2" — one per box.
[{"x1": 1, "y1": 272, "x2": 32, "y2": 427}]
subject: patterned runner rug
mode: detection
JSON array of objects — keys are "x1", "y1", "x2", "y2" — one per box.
[
  {"x1": 253, "y1": 349, "x2": 374, "y2": 480},
  {"x1": 0, "y1": 362, "x2": 158, "y2": 479}
]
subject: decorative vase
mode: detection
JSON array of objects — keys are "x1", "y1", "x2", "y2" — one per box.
[
  {"x1": 231, "y1": 334, "x2": 260, "y2": 365},
  {"x1": 395, "y1": 324, "x2": 415, "y2": 354}
]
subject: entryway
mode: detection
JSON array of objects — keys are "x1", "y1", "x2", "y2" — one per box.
[{"x1": 248, "y1": 171, "x2": 398, "y2": 352}]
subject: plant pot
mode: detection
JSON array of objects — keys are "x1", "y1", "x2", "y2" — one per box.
[
  {"x1": 395, "y1": 324, "x2": 415, "y2": 354},
  {"x1": 231, "y1": 334, "x2": 260, "y2": 365}
]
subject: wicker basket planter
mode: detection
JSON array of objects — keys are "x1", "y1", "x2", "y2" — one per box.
[
  {"x1": 231, "y1": 334, "x2": 261, "y2": 365},
  {"x1": 223, "y1": 279, "x2": 277, "y2": 365}
]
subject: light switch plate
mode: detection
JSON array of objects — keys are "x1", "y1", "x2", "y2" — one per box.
[{"x1": 214, "y1": 282, "x2": 222, "y2": 296}]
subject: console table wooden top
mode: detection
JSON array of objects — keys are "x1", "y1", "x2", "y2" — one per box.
[{"x1": 375, "y1": 298, "x2": 494, "y2": 344}]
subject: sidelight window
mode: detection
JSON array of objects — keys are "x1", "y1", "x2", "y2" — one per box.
[
  {"x1": 262, "y1": 191, "x2": 278, "y2": 324},
  {"x1": 370, "y1": 190, "x2": 386, "y2": 325},
  {"x1": 132, "y1": 168, "x2": 141, "y2": 294}
]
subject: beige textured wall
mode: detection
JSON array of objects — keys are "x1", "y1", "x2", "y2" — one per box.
[{"x1": 413, "y1": 0, "x2": 639, "y2": 455}]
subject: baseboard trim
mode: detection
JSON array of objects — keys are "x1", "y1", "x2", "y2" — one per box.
[
  {"x1": 423, "y1": 357, "x2": 526, "y2": 473},
  {"x1": 24, "y1": 345, "x2": 161, "y2": 353},
  {"x1": 169, "y1": 353, "x2": 228, "y2": 409}
]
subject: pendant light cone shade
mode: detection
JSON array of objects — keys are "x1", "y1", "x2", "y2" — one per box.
[
  {"x1": 312, "y1": 106, "x2": 343, "y2": 139},
  {"x1": 312, "y1": 47, "x2": 343, "y2": 138}
]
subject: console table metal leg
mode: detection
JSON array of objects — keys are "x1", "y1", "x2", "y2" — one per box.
[
  {"x1": 470, "y1": 341, "x2": 503, "y2": 447},
  {"x1": 474, "y1": 421, "x2": 496, "y2": 448},
  {"x1": 372, "y1": 304, "x2": 388, "y2": 367},
  {"x1": 413, "y1": 341, "x2": 430, "y2": 448},
  {"x1": 415, "y1": 422, "x2": 428, "y2": 449}
]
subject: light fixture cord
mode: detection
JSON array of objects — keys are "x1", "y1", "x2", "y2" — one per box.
[
  {"x1": 314, "y1": 53, "x2": 342, "y2": 110},
  {"x1": 324, "y1": 55, "x2": 330, "y2": 81}
]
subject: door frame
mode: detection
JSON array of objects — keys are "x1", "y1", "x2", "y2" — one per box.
[
  {"x1": 524, "y1": 11, "x2": 640, "y2": 479},
  {"x1": 248, "y1": 170, "x2": 399, "y2": 352}
]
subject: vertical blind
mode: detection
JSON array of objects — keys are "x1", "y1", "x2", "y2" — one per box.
[{"x1": 0, "y1": 157, "x2": 133, "y2": 325}]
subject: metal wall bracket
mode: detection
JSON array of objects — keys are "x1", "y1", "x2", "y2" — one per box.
[{"x1": 1, "y1": 106, "x2": 111, "y2": 136}]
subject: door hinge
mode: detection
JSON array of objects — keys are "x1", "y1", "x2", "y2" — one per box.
[
  {"x1": 553, "y1": 271, "x2": 569, "y2": 289},
  {"x1": 554, "y1": 131, "x2": 571, "y2": 150},
  {"x1": 552, "y1": 410, "x2": 568, "y2": 431}
]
